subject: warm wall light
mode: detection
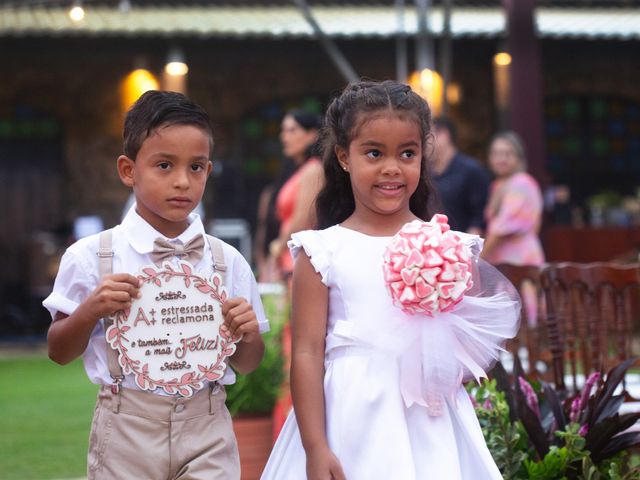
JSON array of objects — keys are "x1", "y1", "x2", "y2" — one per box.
[
  {"x1": 163, "y1": 48, "x2": 189, "y2": 93},
  {"x1": 493, "y1": 51, "x2": 512, "y2": 67},
  {"x1": 165, "y1": 49, "x2": 189, "y2": 76},
  {"x1": 446, "y1": 82, "x2": 462, "y2": 106},
  {"x1": 120, "y1": 69, "x2": 160, "y2": 112},
  {"x1": 69, "y1": 1, "x2": 85, "y2": 22},
  {"x1": 492, "y1": 49, "x2": 511, "y2": 128},
  {"x1": 408, "y1": 68, "x2": 443, "y2": 116}
]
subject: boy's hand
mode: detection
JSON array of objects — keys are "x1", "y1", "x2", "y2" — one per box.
[
  {"x1": 221, "y1": 297, "x2": 264, "y2": 374},
  {"x1": 85, "y1": 273, "x2": 141, "y2": 320},
  {"x1": 47, "y1": 273, "x2": 141, "y2": 365},
  {"x1": 221, "y1": 297, "x2": 260, "y2": 344}
]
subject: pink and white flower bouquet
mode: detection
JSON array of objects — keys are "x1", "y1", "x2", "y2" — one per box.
[{"x1": 382, "y1": 214, "x2": 474, "y2": 316}]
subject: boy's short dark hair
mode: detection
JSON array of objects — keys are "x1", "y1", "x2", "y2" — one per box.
[{"x1": 123, "y1": 90, "x2": 214, "y2": 160}]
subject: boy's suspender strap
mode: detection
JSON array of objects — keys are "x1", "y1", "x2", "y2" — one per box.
[
  {"x1": 98, "y1": 229, "x2": 124, "y2": 392},
  {"x1": 206, "y1": 234, "x2": 227, "y2": 285}
]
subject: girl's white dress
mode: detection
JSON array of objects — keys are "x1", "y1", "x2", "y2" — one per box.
[{"x1": 261, "y1": 225, "x2": 520, "y2": 480}]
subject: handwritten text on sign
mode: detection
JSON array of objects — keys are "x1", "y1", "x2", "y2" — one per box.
[{"x1": 106, "y1": 261, "x2": 237, "y2": 397}]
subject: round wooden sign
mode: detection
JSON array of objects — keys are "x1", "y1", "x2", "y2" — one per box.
[{"x1": 106, "y1": 261, "x2": 237, "y2": 397}]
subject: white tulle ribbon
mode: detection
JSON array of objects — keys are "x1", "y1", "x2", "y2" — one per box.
[
  {"x1": 397, "y1": 290, "x2": 519, "y2": 415},
  {"x1": 399, "y1": 315, "x2": 462, "y2": 415},
  {"x1": 386, "y1": 244, "x2": 520, "y2": 417}
]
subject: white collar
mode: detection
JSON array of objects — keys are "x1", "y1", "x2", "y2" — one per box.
[{"x1": 121, "y1": 204, "x2": 206, "y2": 255}]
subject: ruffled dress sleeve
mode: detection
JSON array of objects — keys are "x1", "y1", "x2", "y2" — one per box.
[{"x1": 288, "y1": 229, "x2": 332, "y2": 286}]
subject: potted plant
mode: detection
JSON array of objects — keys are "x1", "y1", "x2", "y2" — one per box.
[
  {"x1": 468, "y1": 357, "x2": 640, "y2": 479},
  {"x1": 226, "y1": 285, "x2": 287, "y2": 480}
]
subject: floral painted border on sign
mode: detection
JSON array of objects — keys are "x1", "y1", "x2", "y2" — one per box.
[{"x1": 106, "y1": 261, "x2": 237, "y2": 397}]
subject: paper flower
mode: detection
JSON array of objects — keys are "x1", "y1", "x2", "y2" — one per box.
[{"x1": 382, "y1": 214, "x2": 473, "y2": 316}]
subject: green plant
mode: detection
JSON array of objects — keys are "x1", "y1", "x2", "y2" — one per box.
[
  {"x1": 524, "y1": 424, "x2": 590, "y2": 479},
  {"x1": 588, "y1": 191, "x2": 623, "y2": 210},
  {"x1": 225, "y1": 291, "x2": 287, "y2": 416},
  {"x1": 472, "y1": 378, "x2": 529, "y2": 478},
  {"x1": 468, "y1": 357, "x2": 640, "y2": 479}
]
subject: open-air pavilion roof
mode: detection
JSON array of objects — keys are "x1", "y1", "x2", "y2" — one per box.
[{"x1": 0, "y1": 0, "x2": 639, "y2": 40}]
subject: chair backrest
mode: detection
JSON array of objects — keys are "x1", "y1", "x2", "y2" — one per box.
[
  {"x1": 541, "y1": 262, "x2": 640, "y2": 393},
  {"x1": 495, "y1": 263, "x2": 550, "y2": 379}
]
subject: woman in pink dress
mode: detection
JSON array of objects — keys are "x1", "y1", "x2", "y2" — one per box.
[
  {"x1": 482, "y1": 131, "x2": 544, "y2": 265},
  {"x1": 267, "y1": 109, "x2": 324, "y2": 279},
  {"x1": 482, "y1": 131, "x2": 544, "y2": 327},
  {"x1": 268, "y1": 109, "x2": 324, "y2": 439}
]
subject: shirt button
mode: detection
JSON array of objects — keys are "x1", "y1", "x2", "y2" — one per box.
[{"x1": 175, "y1": 404, "x2": 185, "y2": 413}]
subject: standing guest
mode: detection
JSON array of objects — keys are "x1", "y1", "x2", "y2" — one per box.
[
  {"x1": 482, "y1": 130, "x2": 545, "y2": 266},
  {"x1": 261, "y1": 80, "x2": 519, "y2": 480},
  {"x1": 44, "y1": 91, "x2": 268, "y2": 480},
  {"x1": 267, "y1": 109, "x2": 324, "y2": 281},
  {"x1": 266, "y1": 108, "x2": 324, "y2": 438},
  {"x1": 253, "y1": 157, "x2": 296, "y2": 283},
  {"x1": 482, "y1": 131, "x2": 545, "y2": 327},
  {"x1": 432, "y1": 117, "x2": 490, "y2": 235}
]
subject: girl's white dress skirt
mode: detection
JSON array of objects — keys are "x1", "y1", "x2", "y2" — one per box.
[{"x1": 261, "y1": 226, "x2": 519, "y2": 480}]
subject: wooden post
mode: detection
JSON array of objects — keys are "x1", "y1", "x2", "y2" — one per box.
[
  {"x1": 395, "y1": 0, "x2": 408, "y2": 82},
  {"x1": 503, "y1": 0, "x2": 548, "y2": 187}
]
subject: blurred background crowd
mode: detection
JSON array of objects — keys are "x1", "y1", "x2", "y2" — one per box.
[{"x1": 2, "y1": 0, "x2": 640, "y2": 339}]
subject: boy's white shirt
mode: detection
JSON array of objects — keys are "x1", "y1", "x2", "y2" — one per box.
[{"x1": 43, "y1": 205, "x2": 269, "y2": 392}]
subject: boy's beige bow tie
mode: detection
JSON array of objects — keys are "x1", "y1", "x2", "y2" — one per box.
[{"x1": 151, "y1": 235, "x2": 204, "y2": 266}]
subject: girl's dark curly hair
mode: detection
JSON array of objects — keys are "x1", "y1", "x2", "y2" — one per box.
[{"x1": 315, "y1": 80, "x2": 436, "y2": 229}]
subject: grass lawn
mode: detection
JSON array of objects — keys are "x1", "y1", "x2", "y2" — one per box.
[{"x1": 1, "y1": 354, "x2": 98, "y2": 480}]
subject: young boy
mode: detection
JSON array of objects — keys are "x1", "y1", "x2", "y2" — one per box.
[{"x1": 44, "y1": 90, "x2": 267, "y2": 479}]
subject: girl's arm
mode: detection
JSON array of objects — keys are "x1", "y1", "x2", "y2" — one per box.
[
  {"x1": 290, "y1": 253, "x2": 345, "y2": 480},
  {"x1": 47, "y1": 273, "x2": 141, "y2": 365}
]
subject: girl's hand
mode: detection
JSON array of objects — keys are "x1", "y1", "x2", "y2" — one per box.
[
  {"x1": 85, "y1": 273, "x2": 140, "y2": 319},
  {"x1": 221, "y1": 297, "x2": 260, "y2": 344},
  {"x1": 306, "y1": 447, "x2": 346, "y2": 480}
]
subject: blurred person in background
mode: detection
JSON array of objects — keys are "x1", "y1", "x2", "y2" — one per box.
[
  {"x1": 482, "y1": 130, "x2": 545, "y2": 326},
  {"x1": 432, "y1": 117, "x2": 490, "y2": 235},
  {"x1": 482, "y1": 130, "x2": 544, "y2": 265},
  {"x1": 253, "y1": 157, "x2": 296, "y2": 282},
  {"x1": 265, "y1": 109, "x2": 324, "y2": 281},
  {"x1": 258, "y1": 108, "x2": 324, "y2": 439}
]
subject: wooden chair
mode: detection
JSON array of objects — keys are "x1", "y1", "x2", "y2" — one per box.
[
  {"x1": 541, "y1": 262, "x2": 640, "y2": 394},
  {"x1": 495, "y1": 263, "x2": 551, "y2": 379}
]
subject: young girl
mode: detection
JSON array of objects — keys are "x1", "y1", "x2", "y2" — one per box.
[{"x1": 261, "y1": 80, "x2": 520, "y2": 480}]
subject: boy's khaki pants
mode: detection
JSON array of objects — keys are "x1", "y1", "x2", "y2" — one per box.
[{"x1": 88, "y1": 384, "x2": 240, "y2": 480}]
